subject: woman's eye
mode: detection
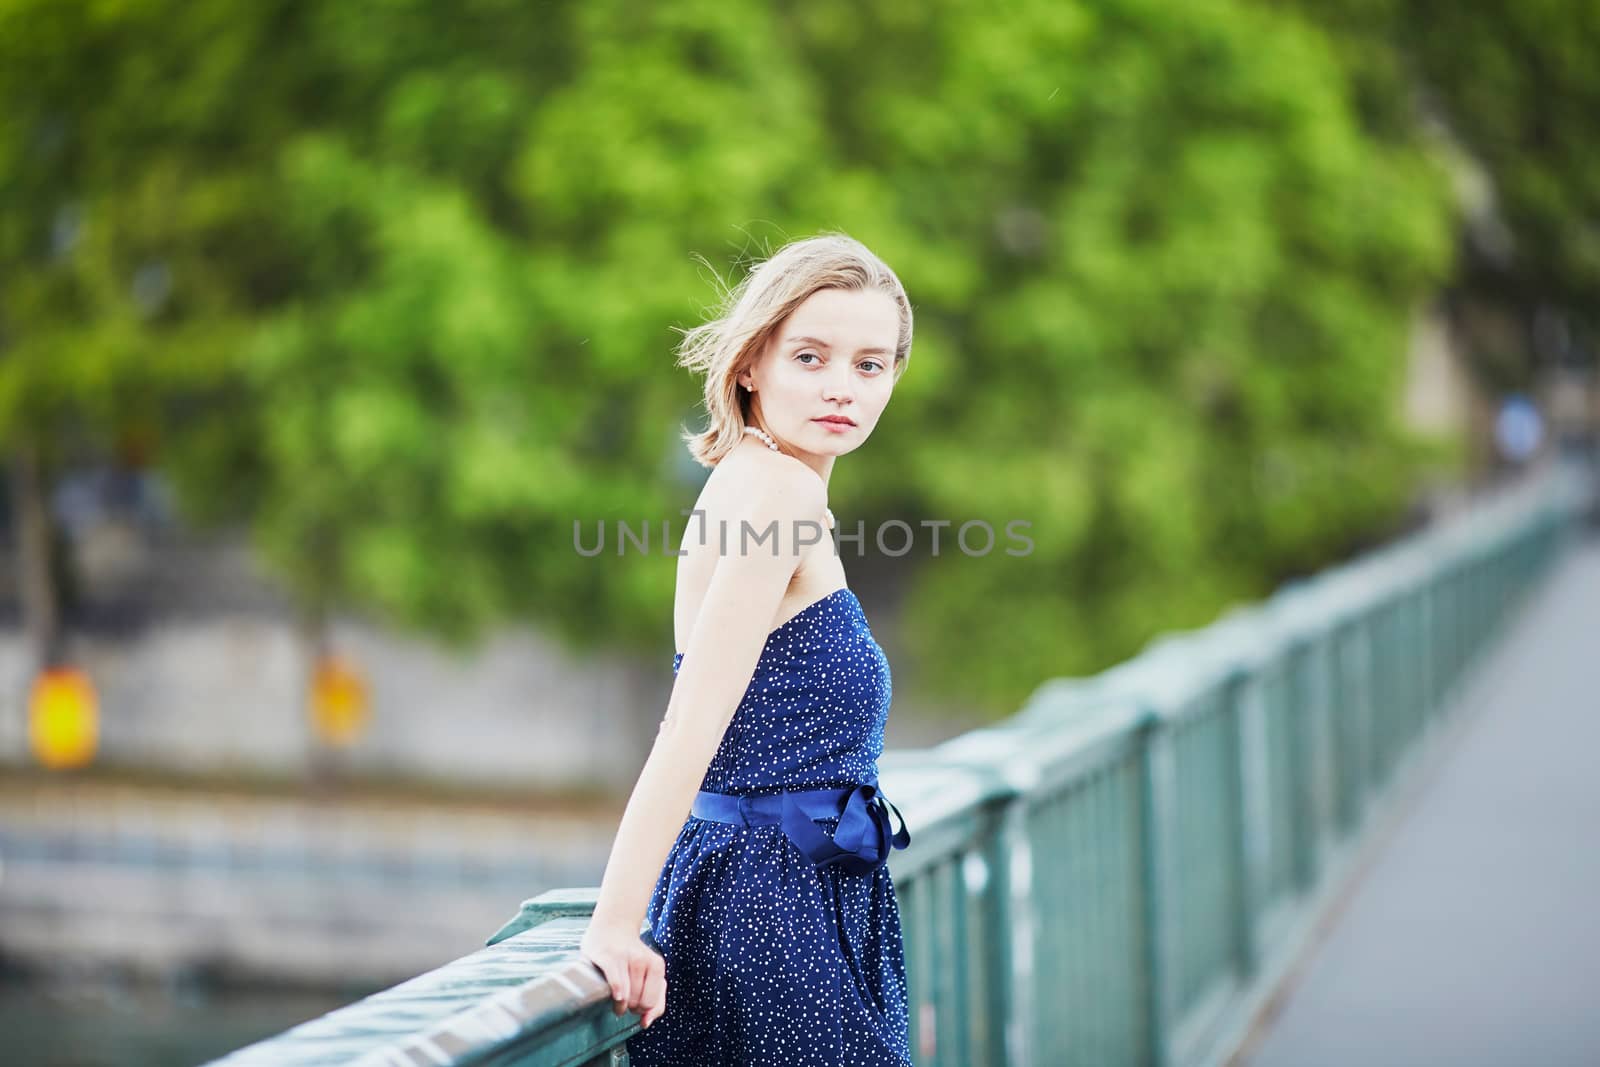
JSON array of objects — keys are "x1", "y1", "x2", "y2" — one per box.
[
  {"x1": 861, "y1": 360, "x2": 885, "y2": 373},
  {"x1": 796, "y1": 351, "x2": 820, "y2": 364}
]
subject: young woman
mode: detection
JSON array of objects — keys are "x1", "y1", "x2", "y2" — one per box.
[{"x1": 576, "y1": 232, "x2": 917, "y2": 1065}]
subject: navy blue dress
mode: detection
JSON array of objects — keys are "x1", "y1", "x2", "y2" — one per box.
[{"x1": 626, "y1": 587, "x2": 914, "y2": 1066}]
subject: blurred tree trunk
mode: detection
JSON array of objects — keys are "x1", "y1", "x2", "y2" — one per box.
[
  {"x1": 9, "y1": 441, "x2": 62, "y2": 675},
  {"x1": 298, "y1": 601, "x2": 341, "y2": 798}
]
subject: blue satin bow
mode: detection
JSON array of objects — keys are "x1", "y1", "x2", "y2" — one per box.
[
  {"x1": 691, "y1": 781, "x2": 912, "y2": 875},
  {"x1": 777, "y1": 782, "x2": 911, "y2": 876}
]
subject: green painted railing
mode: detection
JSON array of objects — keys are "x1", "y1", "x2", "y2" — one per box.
[{"x1": 207, "y1": 461, "x2": 1595, "y2": 1067}]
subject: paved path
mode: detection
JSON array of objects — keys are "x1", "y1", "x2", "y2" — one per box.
[{"x1": 1240, "y1": 532, "x2": 1600, "y2": 1067}]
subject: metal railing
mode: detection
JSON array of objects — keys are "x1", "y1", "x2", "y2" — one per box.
[{"x1": 206, "y1": 460, "x2": 1595, "y2": 1067}]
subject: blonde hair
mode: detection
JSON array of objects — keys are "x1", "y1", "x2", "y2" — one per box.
[{"x1": 675, "y1": 231, "x2": 913, "y2": 468}]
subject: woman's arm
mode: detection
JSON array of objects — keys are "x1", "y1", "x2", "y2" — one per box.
[{"x1": 577, "y1": 458, "x2": 827, "y2": 1027}]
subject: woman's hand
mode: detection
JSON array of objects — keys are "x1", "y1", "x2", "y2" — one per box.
[{"x1": 577, "y1": 922, "x2": 667, "y2": 1029}]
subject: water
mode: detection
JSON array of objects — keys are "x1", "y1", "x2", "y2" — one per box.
[{"x1": 0, "y1": 967, "x2": 380, "y2": 1067}]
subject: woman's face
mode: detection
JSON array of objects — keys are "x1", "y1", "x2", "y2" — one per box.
[{"x1": 738, "y1": 286, "x2": 900, "y2": 457}]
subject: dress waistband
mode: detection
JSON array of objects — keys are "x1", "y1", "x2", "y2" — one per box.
[{"x1": 691, "y1": 782, "x2": 911, "y2": 876}]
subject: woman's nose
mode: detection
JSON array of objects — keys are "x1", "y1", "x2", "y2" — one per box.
[{"x1": 822, "y1": 365, "x2": 855, "y2": 402}]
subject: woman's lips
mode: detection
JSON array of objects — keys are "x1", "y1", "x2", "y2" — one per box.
[{"x1": 814, "y1": 418, "x2": 854, "y2": 433}]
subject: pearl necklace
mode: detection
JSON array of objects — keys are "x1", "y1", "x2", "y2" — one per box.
[{"x1": 743, "y1": 425, "x2": 835, "y2": 530}]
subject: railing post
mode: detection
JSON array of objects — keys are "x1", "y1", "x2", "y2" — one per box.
[
  {"x1": 996, "y1": 789, "x2": 1037, "y2": 1067},
  {"x1": 1227, "y1": 667, "x2": 1268, "y2": 982},
  {"x1": 973, "y1": 820, "x2": 1013, "y2": 1067},
  {"x1": 1286, "y1": 635, "x2": 1324, "y2": 892},
  {"x1": 1350, "y1": 614, "x2": 1377, "y2": 826},
  {"x1": 1138, "y1": 712, "x2": 1177, "y2": 1067},
  {"x1": 1417, "y1": 574, "x2": 1437, "y2": 726}
]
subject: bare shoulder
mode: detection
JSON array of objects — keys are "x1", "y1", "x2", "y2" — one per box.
[
  {"x1": 715, "y1": 443, "x2": 826, "y2": 521},
  {"x1": 703, "y1": 444, "x2": 827, "y2": 558}
]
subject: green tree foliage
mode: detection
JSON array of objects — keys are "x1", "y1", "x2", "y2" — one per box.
[
  {"x1": 0, "y1": 0, "x2": 264, "y2": 663},
  {"x1": 1273, "y1": 0, "x2": 1600, "y2": 384},
  {"x1": 781, "y1": 0, "x2": 1455, "y2": 708},
  {"x1": 1410, "y1": 0, "x2": 1600, "y2": 325},
  {"x1": 2, "y1": 0, "x2": 1459, "y2": 716}
]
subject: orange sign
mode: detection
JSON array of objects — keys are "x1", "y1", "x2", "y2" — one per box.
[
  {"x1": 28, "y1": 667, "x2": 99, "y2": 770},
  {"x1": 310, "y1": 654, "x2": 370, "y2": 747}
]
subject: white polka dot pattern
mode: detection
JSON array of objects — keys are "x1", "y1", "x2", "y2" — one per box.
[{"x1": 627, "y1": 588, "x2": 913, "y2": 1065}]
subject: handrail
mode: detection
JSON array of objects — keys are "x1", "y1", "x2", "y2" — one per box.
[{"x1": 206, "y1": 459, "x2": 1595, "y2": 1067}]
